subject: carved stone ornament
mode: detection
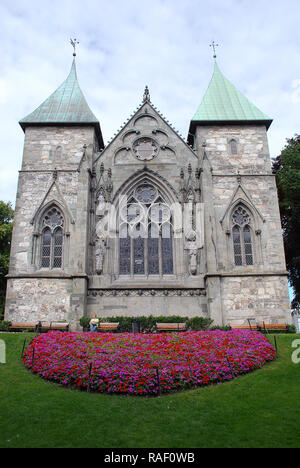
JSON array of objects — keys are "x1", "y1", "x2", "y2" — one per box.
[
  {"x1": 88, "y1": 289, "x2": 206, "y2": 297},
  {"x1": 95, "y1": 211, "x2": 108, "y2": 275},
  {"x1": 96, "y1": 193, "x2": 107, "y2": 218},
  {"x1": 95, "y1": 238, "x2": 106, "y2": 275},
  {"x1": 189, "y1": 249, "x2": 198, "y2": 276},
  {"x1": 185, "y1": 229, "x2": 197, "y2": 242},
  {"x1": 132, "y1": 137, "x2": 158, "y2": 161}
]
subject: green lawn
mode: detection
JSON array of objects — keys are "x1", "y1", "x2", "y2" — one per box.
[{"x1": 0, "y1": 332, "x2": 299, "y2": 448}]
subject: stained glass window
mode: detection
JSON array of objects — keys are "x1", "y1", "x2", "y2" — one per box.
[
  {"x1": 134, "y1": 237, "x2": 145, "y2": 274},
  {"x1": 119, "y1": 223, "x2": 131, "y2": 275},
  {"x1": 119, "y1": 184, "x2": 173, "y2": 276},
  {"x1": 53, "y1": 227, "x2": 63, "y2": 268},
  {"x1": 40, "y1": 207, "x2": 64, "y2": 269},
  {"x1": 232, "y1": 205, "x2": 254, "y2": 266},
  {"x1": 148, "y1": 224, "x2": 159, "y2": 274},
  {"x1": 41, "y1": 228, "x2": 51, "y2": 268},
  {"x1": 243, "y1": 225, "x2": 253, "y2": 265},
  {"x1": 233, "y1": 226, "x2": 242, "y2": 266}
]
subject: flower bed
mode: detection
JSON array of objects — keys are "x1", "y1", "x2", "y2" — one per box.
[{"x1": 23, "y1": 330, "x2": 276, "y2": 396}]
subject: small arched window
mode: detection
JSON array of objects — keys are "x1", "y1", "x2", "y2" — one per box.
[
  {"x1": 55, "y1": 146, "x2": 62, "y2": 161},
  {"x1": 229, "y1": 139, "x2": 238, "y2": 155},
  {"x1": 232, "y1": 205, "x2": 253, "y2": 266},
  {"x1": 40, "y1": 206, "x2": 64, "y2": 269}
]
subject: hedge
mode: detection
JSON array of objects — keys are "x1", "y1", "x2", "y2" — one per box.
[{"x1": 80, "y1": 315, "x2": 213, "y2": 332}]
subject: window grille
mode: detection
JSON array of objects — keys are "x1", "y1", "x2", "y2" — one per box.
[
  {"x1": 233, "y1": 226, "x2": 243, "y2": 266},
  {"x1": 41, "y1": 228, "x2": 51, "y2": 268}
]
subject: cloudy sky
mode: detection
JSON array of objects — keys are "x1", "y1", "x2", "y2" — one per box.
[{"x1": 1, "y1": 0, "x2": 300, "y2": 206}]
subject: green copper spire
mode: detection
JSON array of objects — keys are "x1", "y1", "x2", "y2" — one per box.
[
  {"x1": 20, "y1": 58, "x2": 103, "y2": 146},
  {"x1": 190, "y1": 62, "x2": 272, "y2": 132}
]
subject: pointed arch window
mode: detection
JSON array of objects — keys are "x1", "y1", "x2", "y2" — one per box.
[
  {"x1": 119, "y1": 184, "x2": 174, "y2": 276},
  {"x1": 40, "y1": 206, "x2": 64, "y2": 269},
  {"x1": 232, "y1": 205, "x2": 253, "y2": 266}
]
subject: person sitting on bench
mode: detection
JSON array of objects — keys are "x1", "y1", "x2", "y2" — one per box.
[{"x1": 89, "y1": 316, "x2": 99, "y2": 332}]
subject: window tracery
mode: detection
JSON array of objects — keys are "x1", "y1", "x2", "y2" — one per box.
[
  {"x1": 119, "y1": 184, "x2": 173, "y2": 276},
  {"x1": 232, "y1": 205, "x2": 253, "y2": 266},
  {"x1": 40, "y1": 206, "x2": 64, "y2": 269}
]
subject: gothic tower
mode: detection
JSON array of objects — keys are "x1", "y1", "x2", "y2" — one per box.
[
  {"x1": 5, "y1": 58, "x2": 104, "y2": 329},
  {"x1": 188, "y1": 60, "x2": 291, "y2": 325}
]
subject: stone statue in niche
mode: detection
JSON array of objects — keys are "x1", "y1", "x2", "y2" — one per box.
[
  {"x1": 185, "y1": 232, "x2": 198, "y2": 276},
  {"x1": 189, "y1": 249, "x2": 198, "y2": 276},
  {"x1": 95, "y1": 192, "x2": 108, "y2": 275},
  {"x1": 95, "y1": 237, "x2": 106, "y2": 275},
  {"x1": 96, "y1": 193, "x2": 106, "y2": 217}
]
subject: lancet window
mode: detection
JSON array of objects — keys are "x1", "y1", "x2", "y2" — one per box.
[
  {"x1": 231, "y1": 205, "x2": 253, "y2": 266},
  {"x1": 40, "y1": 206, "x2": 64, "y2": 269},
  {"x1": 229, "y1": 139, "x2": 238, "y2": 155}
]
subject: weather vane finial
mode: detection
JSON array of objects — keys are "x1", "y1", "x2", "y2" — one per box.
[
  {"x1": 70, "y1": 38, "x2": 80, "y2": 57},
  {"x1": 209, "y1": 40, "x2": 219, "y2": 60}
]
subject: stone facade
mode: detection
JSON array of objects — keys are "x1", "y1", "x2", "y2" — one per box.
[{"x1": 4, "y1": 65, "x2": 291, "y2": 330}]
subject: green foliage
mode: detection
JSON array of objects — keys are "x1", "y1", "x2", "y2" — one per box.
[
  {"x1": 286, "y1": 324, "x2": 296, "y2": 334},
  {"x1": 210, "y1": 325, "x2": 232, "y2": 331},
  {"x1": 79, "y1": 315, "x2": 214, "y2": 332},
  {"x1": 79, "y1": 316, "x2": 91, "y2": 330},
  {"x1": 272, "y1": 135, "x2": 300, "y2": 309},
  {"x1": 0, "y1": 320, "x2": 11, "y2": 331},
  {"x1": 188, "y1": 316, "x2": 213, "y2": 330},
  {"x1": 0, "y1": 201, "x2": 14, "y2": 320}
]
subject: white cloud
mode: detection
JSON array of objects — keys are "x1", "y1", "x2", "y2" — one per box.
[
  {"x1": 0, "y1": 0, "x2": 300, "y2": 204},
  {"x1": 291, "y1": 79, "x2": 300, "y2": 103}
]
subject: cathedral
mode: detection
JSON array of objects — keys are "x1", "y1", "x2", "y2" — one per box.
[{"x1": 4, "y1": 52, "x2": 291, "y2": 330}]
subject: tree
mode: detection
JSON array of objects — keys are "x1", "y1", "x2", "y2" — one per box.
[
  {"x1": 0, "y1": 201, "x2": 14, "y2": 319},
  {"x1": 272, "y1": 135, "x2": 300, "y2": 309}
]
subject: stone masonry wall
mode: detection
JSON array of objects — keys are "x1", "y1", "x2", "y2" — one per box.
[
  {"x1": 5, "y1": 125, "x2": 95, "y2": 327},
  {"x1": 221, "y1": 275, "x2": 291, "y2": 325},
  {"x1": 196, "y1": 124, "x2": 291, "y2": 325},
  {"x1": 87, "y1": 292, "x2": 208, "y2": 319},
  {"x1": 5, "y1": 278, "x2": 72, "y2": 323}
]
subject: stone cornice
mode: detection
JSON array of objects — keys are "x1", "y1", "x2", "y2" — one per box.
[
  {"x1": 205, "y1": 271, "x2": 288, "y2": 278},
  {"x1": 212, "y1": 172, "x2": 275, "y2": 177},
  {"x1": 6, "y1": 273, "x2": 88, "y2": 280}
]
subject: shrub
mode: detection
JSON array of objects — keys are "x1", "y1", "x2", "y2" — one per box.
[
  {"x1": 286, "y1": 324, "x2": 296, "y2": 334},
  {"x1": 79, "y1": 317, "x2": 91, "y2": 330},
  {"x1": 187, "y1": 317, "x2": 213, "y2": 331},
  {"x1": 79, "y1": 315, "x2": 214, "y2": 333},
  {"x1": 0, "y1": 320, "x2": 11, "y2": 331},
  {"x1": 210, "y1": 325, "x2": 232, "y2": 331}
]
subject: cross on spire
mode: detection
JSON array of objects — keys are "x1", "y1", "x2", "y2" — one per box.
[
  {"x1": 210, "y1": 40, "x2": 219, "y2": 60},
  {"x1": 143, "y1": 85, "x2": 150, "y2": 102},
  {"x1": 70, "y1": 38, "x2": 80, "y2": 57}
]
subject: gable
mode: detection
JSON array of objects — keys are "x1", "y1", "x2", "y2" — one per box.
[{"x1": 96, "y1": 99, "x2": 198, "y2": 171}]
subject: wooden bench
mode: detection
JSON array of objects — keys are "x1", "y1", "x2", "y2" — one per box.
[
  {"x1": 231, "y1": 324, "x2": 259, "y2": 331},
  {"x1": 98, "y1": 322, "x2": 119, "y2": 332},
  {"x1": 9, "y1": 322, "x2": 40, "y2": 332},
  {"x1": 156, "y1": 323, "x2": 187, "y2": 332},
  {"x1": 40, "y1": 322, "x2": 69, "y2": 332},
  {"x1": 259, "y1": 322, "x2": 288, "y2": 334}
]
